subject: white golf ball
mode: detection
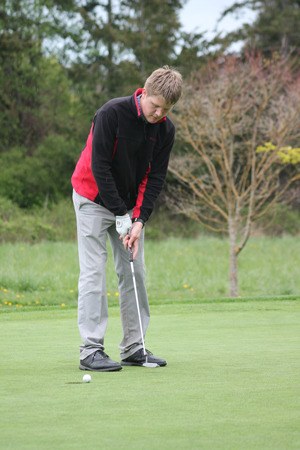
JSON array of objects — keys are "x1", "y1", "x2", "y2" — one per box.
[{"x1": 82, "y1": 374, "x2": 92, "y2": 383}]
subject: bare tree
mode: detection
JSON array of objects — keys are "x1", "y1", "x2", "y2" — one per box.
[{"x1": 169, "y1": 55, "x2": 300, "y2": 297}]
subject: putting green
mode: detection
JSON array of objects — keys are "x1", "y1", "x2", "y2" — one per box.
[{"x1": 0, "y1": 299, "x2": 299, "y2": 449}]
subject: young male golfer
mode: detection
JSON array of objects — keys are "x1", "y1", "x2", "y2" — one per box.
[{"x1": 72, "y1": 66, "x2": 183, "y2": 371}]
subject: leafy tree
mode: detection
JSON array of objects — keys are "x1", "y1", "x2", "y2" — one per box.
[
  {"x1": 118, "y1": 0, "x2": 184, "y2": 77},
  {"x1": 74, "y1": 0, "x2": 120, "y2": 98},
  {"x1": 168, "y1": 55, "x2": 300, "y2": 296},
  {"x1": 0, "y1": 0, "x2": 80, "y2": 150},
  {"x1": 62, "y1": 0, "x2": 217, "y2": 99},
  {"x1": 67, "y1": 0, "x2": 192, "y2": 131},
  {"x1": 219, "y1": 0, "x2": 300, "y2": 57},
  {"x1": 0, "y1": 2, "x2": 43, "y2": 149},
  {"x1": 174, "y1": 31, "x2": 213, "y2": 78}
]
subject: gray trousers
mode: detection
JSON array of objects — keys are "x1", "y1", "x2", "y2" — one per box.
[{"x1": 72, "y1": 190, "x2": 150, "y2": 361}]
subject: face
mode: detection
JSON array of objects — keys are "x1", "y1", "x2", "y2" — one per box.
[{"x1": 140, "y1": 90, "x2": 174, "y2": 123}]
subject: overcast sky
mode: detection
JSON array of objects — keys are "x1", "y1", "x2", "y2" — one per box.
[{"x1": 180, "y1": 0, "x2": 257, "y2": 37}]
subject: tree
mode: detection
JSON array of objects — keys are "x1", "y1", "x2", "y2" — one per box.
[
  {"x1": 68, "y1": 0, "x2": 182, "y2": 106},
  {"x1": 0, "y1": 1, "x2": 44, "y2": 149},
  {"x1": 175, "y1": 31, "x2": 213, "y2": 78},
  {"x1": 68, "y1": 0, "x2": 190, "y2": 120},
  {"x1": 0, "y1": 0, "x2": 79, "y2": 150},
  {"x1": 118, "y1": 0, "x2": 184, "y2": 78},
  {"x1": 168, "y1": 55, "x2": 300, "y2": 297},
  {"x1": 74, "y1": 0, "x2": 122, "y2": 99},
  {"x1": 219, "y1": 0, "x2": 300, "y2": 57}
]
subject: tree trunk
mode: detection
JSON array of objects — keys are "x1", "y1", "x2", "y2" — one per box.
[{"x1": 228, "y1": 218, "x2": 238, "y2": 297}]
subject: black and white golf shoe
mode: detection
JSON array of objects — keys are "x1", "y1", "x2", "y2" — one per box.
[{"x1": 121, "y1": 349, "x2": 167, "y2": 367}]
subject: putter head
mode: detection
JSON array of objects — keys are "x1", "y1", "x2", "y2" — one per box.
[
  {"x1": 143, "y1": 355, "x2": 159, "y2": 368},
  {"x1": 142, "y1": 362, "x2": 159, "y2": 368}
]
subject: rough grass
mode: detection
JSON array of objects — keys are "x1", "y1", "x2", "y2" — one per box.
[{"x1": 0, "y1": 236, "x2": 299, "y2": 311}]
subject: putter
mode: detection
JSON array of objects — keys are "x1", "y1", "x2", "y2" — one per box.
[{"x1": 129, "y1": 247, "x2": 158, "y2": 368}]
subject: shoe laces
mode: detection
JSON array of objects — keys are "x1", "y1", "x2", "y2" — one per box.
[{"x1": 93, "y1": 350, "x2": 109, "y2": 361}]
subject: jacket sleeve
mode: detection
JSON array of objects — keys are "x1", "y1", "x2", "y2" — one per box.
[
  {"x1": 132, "y1": 126, "x2": 175, "y2": 223},
  {"x1": 91, "y1": 109, "x2": 128, "y2": 216}
]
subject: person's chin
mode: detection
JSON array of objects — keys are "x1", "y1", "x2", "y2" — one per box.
[{"x1": 147, "y1": 116, "x2": 159, "y2": 123}]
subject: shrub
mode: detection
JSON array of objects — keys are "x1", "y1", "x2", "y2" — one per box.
[
  {"x1": 256, "y1": 204, "x2": 300, "y2": 236},
  {"x1": 0, "y1": 148, "x2": 47, "y2": 207},
  {"x1": 0, "y1": 196, "x2": 56, "y2": 242},
  {"x1": 0, "y1": 135, "x2": 78, "y2": 208}
]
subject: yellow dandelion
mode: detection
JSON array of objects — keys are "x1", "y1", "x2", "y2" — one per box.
[
  {"x1": 115, "y1": 292, "x2": 119, "y2": 297},
  {"x1": 183, "y1": 284, "x2": 189, "y2": 289},
  {"x1": 69, "y1": 289, "x2": 74, "y2": 293},
  {"x1": 61, "y1": 303, "x2": 66, "y2": 308},
  {"x1": 107, "y1": 292, "x2": 111, "y2": 297},
  {"x1": 3, "y1": 288, "x2": 8, "y2": 293}
]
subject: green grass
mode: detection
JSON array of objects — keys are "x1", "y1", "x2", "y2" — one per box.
[
  {"x1": 0, "y1": 299, "x2": 299, "y2": 449},
  {"x1": 1, "y1": 237, "x2": 299, "y2": 448},
  {"x1": 0, "y1": 236, "x2": 300, "y2": 311}
]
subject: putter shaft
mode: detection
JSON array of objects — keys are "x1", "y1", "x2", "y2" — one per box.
[
  {"x1": 129, "y1": 248, "x2": 159, "y2": 368},
  {"x1": 129, "y1": 248, "x2": 148, "y2": 362}
]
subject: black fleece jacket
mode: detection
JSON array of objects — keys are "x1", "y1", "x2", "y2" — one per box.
[{"x1": 71, "y1": 89, "x2": 175, "y2": 223}]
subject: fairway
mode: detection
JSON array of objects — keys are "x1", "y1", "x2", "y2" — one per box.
[{"x1": 0, "y1": 299, "x2": 299, "y2": 449}]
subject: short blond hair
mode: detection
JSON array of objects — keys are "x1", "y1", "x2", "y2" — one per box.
[{"x1": 144, "y1": 66, "x2": 182, "y2": 105}]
